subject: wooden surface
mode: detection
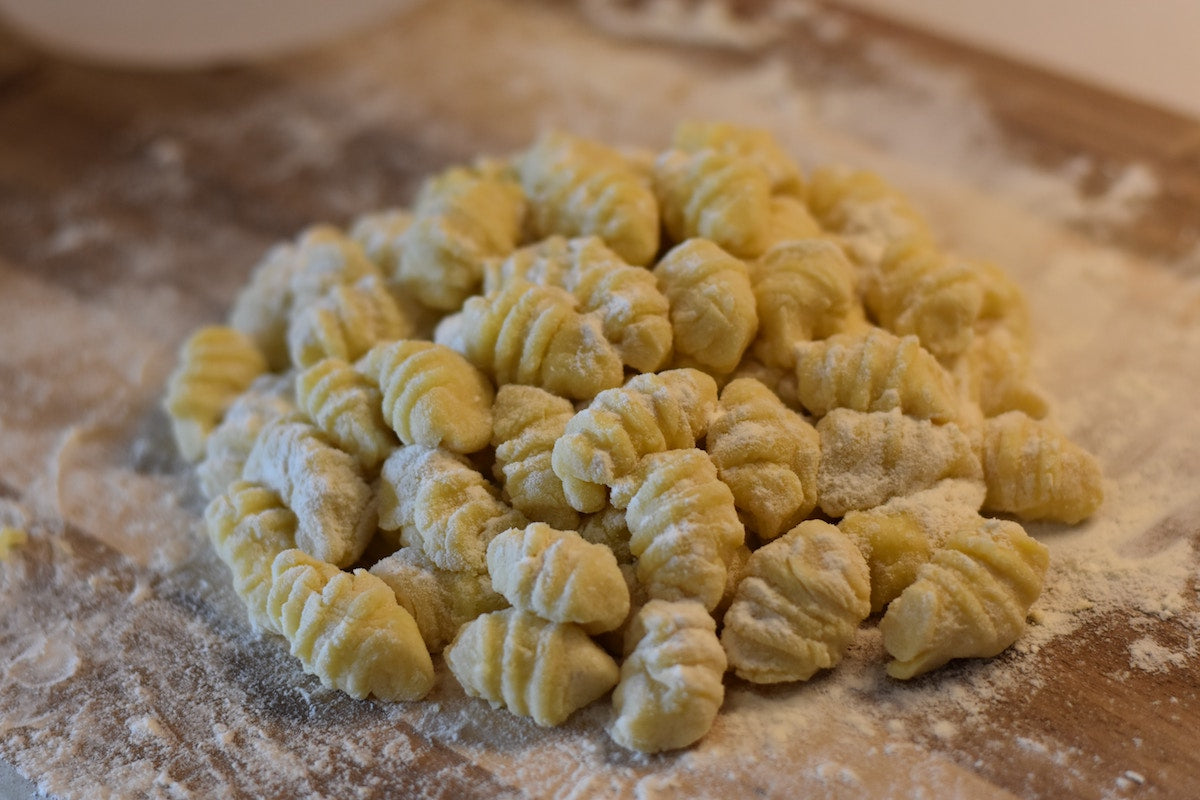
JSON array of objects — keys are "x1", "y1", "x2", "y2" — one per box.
[{"x1": 0, "y1": 2, "x2": 1197, "y2": 798}]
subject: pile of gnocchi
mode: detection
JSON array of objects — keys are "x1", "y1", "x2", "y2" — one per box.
[{"x1": 165, "y1": 123, "x2": 1103, "y2": 753}]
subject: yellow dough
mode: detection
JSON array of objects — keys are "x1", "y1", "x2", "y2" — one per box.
[
  {"x1": 707, "y1": 377, "x2": 820, "y2": 540},
  {"x1": 242, "y1": 416, "x2": 376, "y2": 569},
  {"x1": 671, "y1": 120, "x2": 805, "y2": 197},
  {"x1": 654, "y1": 238, "x2": 759, "y2": 376},
  {"x1": 295, "y1": 357, "x2": 397, "y2": 472},
  {"x1": 721, "y1": 520, "x2": 870, "y2": 683},
  {"x1": 357, "y1": 339, "x2": 493, "y2": 455},
  {"x1": 519, "y1": 131, "x2": 660, "y2": 267},
  {"x1": 378, "y1": 445, "x2": 526, "y2": 573},
  {"x1": 268, "y1": 549, "x2": 435, "y2": 701},
  {"x1": 445, "y1": 608, "x2": 620, "y2": 727},
  {"x1": 196, "y1": 372, "x2": 294, "y2": 499},
  {"x1": 286, "y1": 274, "x2": 412, "y2": 369},
  {"x1": 436, "y1": 278, "x2": 624, "y2": 401},
  {"x1": 204, "y1": 480, "x2": 297, "y2": 633},
  {"x1": 610, "y1": 449, "x2": 745, "y2": 612},
  {"x1": 980, "y1": 411, "x2": 1104, "y2": 524},
  {"x1": 485, "y1": 236, "x2": 673, "y2": 372},
  {"x1": 880, "y1": 518, "x2": 1049, "y2": 679},
  {"x1": 609, "y1": 599, "x2": 726, "y2": 753},
  {"x1": 164, "y1": 325, "x2": 268, "y2": 462},
  {"x1": 486, "y1": 522, "x2": 630, "y2": 633}
]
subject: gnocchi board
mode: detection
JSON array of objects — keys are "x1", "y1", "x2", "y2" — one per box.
[{"x1": 0, "y1": 1, "x2": 1198, "y2": 798}]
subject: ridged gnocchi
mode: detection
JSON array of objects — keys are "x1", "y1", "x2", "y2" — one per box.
[
  {"x1": 267, "y1": 548, "x2": 435, "y2": 701},
  {"x1": 654, "y1": 148, "x2": 773, "y2": 259},
  {"x1": 672, "y1": 120, "x2": 804, "y2": 197},
  {"x1": 610, "y1": 449, "x2": 744, "y2": 612},
  {"x1": 445, "y1": 608, "x2": 620, "y2": 727},
  {"x1": 204, "y1": 480, "x2": 297, "y2": 633},
  {"x1": 519, "y1": 131, "x2": 659, "y2": 267},
  {"x1": 196, "y1": 372, "x2": 295, "y2": 499},
  {"x1": 980, "y1": 411, "x2": 1103, "y2": 524},
  {"x1": 436, "y1": 278, "x2": 623, "y2": 401},
  {"x1": 609, "y1": 599, "x2": 726, "y2": 753},
  {"x1": 164, "y1": 325, "x2": 268, "y2": 462},
  {"x1": 880, "y1": 518, "x2": 1049, "y2": 679},
  {"x1": 286, "y1": 274, "x2": 411, "y2": 369},
  {"x1": 721, "y1": 520, "x2": 870, "y2": 683},
  {"x1": 295, "y1": 357, "x2": 397, "y2": 471},
  {"x1": 654, "y1": 238, "x2": 758, "y2": 375},
  {"x1": 486, "y1": 522, "x2": 629, "y2": 633},
  {"x1": 707, "y1": 377, "x2": 820, "y2": 540},
  {"x1": 358, "y1": 339, "x2": 493, "y2": 455}
]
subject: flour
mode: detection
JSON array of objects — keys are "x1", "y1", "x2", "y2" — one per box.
[{"x1": 1, "y1": 0, "x2": 1198, "y2": 798}]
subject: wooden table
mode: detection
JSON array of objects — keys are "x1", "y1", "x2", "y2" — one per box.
[{"x1": 1, "y1": 2, "x2": 1197, "y2": 798}]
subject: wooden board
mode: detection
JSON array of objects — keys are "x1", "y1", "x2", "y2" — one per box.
[{"x1": 1, "y1": 2, "x2": 1197, "y2": 798}]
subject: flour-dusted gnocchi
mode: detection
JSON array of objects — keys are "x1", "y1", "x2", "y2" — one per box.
[
  {"x1": 654, "y1": 238, "x2": 758, "y2": 376},
  {"x1": 816, "y1": 408, "x2": 982, "y2": 517},
  {"x1": 611, "y1": 449, "x2": 745, "y2": 612},
  {"x1": 751, "y1": 238, "x2": 865, "y2": 370},
  {"x1": 286, "y1": 274, "x2": 412, "y2": 369},
  {"x1": 763, "y1": 195, "x2": 824, "y2": 248},
  {"x1": 165, "y1": 325, "x2": 269, "y2": 462},
  {"x1": 838, "y1": 479, "x2": 987, "y2": 613},
  {"x1": 519, "y1": 131, "x2": 659, "y2": 267},
  {"x1": 880, "y1": 518, "x2": 1049, "y2": 679},
  {"x1": 378, "y1": 445, "x2": 526, "y2": 573},
  {"x1": 577, "y1": 505, "x2": 634, "y2": 565},
  {"x1": 707, "y1": 377, "x2": 820, "y2": 540},
  {"x1": 445, "y1": 608, "x2": 620, "y2": 727},
  {"x1": 551, "y1": 368, "x2": 719, "y2": 509},
  {"x1": 358, "y1": 339, "x2": 493, "y2": 455},
  {"x1": 980, "y1": 411, "x2": 1103, "y2": 524},
  {"x1": 242, "y1": 416, "x2": 376, "y2": 568},
  {"x1": 267, "y1": 548, "x2": 435, "y2": 701},
  {"x1": 436, "y1": 278, "x2": 623, "y2": 401},
  {"x1": 369, "y1": 547, "x2": 508, "y2": 654},
  {"x1": 722, "y1": 520, "x2": 870, "y2": 683},
  {"x1": 295, "y1": 357, "x2": 397, "y2": 471},
  {"x1": 397, "y1": 162, "x2": 526, "y2": 311},
  {"x1": 654, "y1": 148, "x2": 773, "y2": 259},
  {"x1": 204, "y1": 480, "x2": 297, "y2": 633},
  {"x1": 486, "y1": 236, "x2": 673, "y2": 372},
  {"x1": 491, "y1": 384, "x2": 584, "y2": 530},
  {"x1": 671, "y1": 120, "x2": 805, "y2": 197},
  {"x1": 486, "y1": 522, "x2": 629, "y2": 633},
  {"x1": 794, "y1": 327, "x2": 962, "y2": 423},
  {"x1": 196, "y1": 372, "x2": 295, "y2": 499},
  {"x1": 348, "y1": 207, "x2": 411, "y2": 280},
  {"x1": 609, "y1": 599, "x2": 726, "y2": 753},
  {"x1": 953, "y1": 328, "x2": 1048, "y2": 419}
]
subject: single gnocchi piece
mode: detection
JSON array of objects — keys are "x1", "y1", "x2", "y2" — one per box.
[
  {"x1": 609, "y1": 599, "x2": 726, "y2": 753},
  {"x1": 370, "y1": 547, "x2": 508, "y2": 653},
  {"x1": 486, "y1": 523, "x2": 630, "y2": 633},
  {"x1": 763, "y1": 195, "x2": 823, "y2": 248},
  {"x1": 671, "y1": 120, "x2": 804, "y2": 197},
  {"x1": 518, "y1": 131, "x2": 660, "y2": 267},
  {"x1": 654, "y1": 148, "x2": 773, "y2": 259},
  {"x1": 378, "y1": 445, "x2": 526, "y2": 573},
  {"x1": 164, "y1": 325, "x2": 268, "y2": 462},
  {"x1": 611, "y1": 449, "x2": 745, "y2": 612},
  {"x1": 242, "y1": 416, "x2": 376, "y2": 568},
  {"x1": 794, "y1": 327, "x2": 962, "y2": 423},
  {"x1": 486, "y1": 236, "x2": 673, "y2": 372},
  {"x1": 295, "y1": 358, "x2": 397, "y2": 471},
  {"x1": 654, "y1": 238, "x2": 758, "y2": 376},
  {"x1": 286, "y1": 274, "x2": 412, "y2": 369},
  {"x1": 980, "y1": 411, "x2": 1103, "y2": 524},
  {"x1": 838, "y1": 479, "x2": 987, "y2": 613},
  {"x1": 491, "y1": 384, "x2": 583, "y2": 530},
  {"x1": 397, "y1": 162, "x2": 526, "y2": 310},
  {"x1": 952, "y1": 328, "x2": 1048, "y2": 419},
  {"x1": 348, "y1": 207, "x2": 411, "y2": 280},
  {"x1": 707, "y1": 378, "x2": 820, "y2": 540},
  {"x1": 551, "y1": 368, "x2": 719, "y2": 509},
  {"x1": 721, "y1": 520, "x2": 870, "y2": 683},
  {"x1": 880, "y1": 518, "x2": 1049, "y2": 679},
  {"x1": 816, "y1": 408, "x2": 982, "y2": 517},
  {"x1": 751, "y1": 238, "x2": 865, "y2": 370},
  {"x1": 358, "y1": 339, "x2": 493, "y2": 455},
  {"x1": 435, "y1": 278, "x2": 624, "y2": 401},
  {"x1": 267, "y1": 548, "x2": 435, "y2": 701},
  {"x1": 204, "y1": 480, "x2": 297, "y2": 633},
  {"x1": 445, "y1": 608, "x2": 620, "y2": 727},
  {"x1": 197, "y1": 372, "x2": 295, "y2": 499}
]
